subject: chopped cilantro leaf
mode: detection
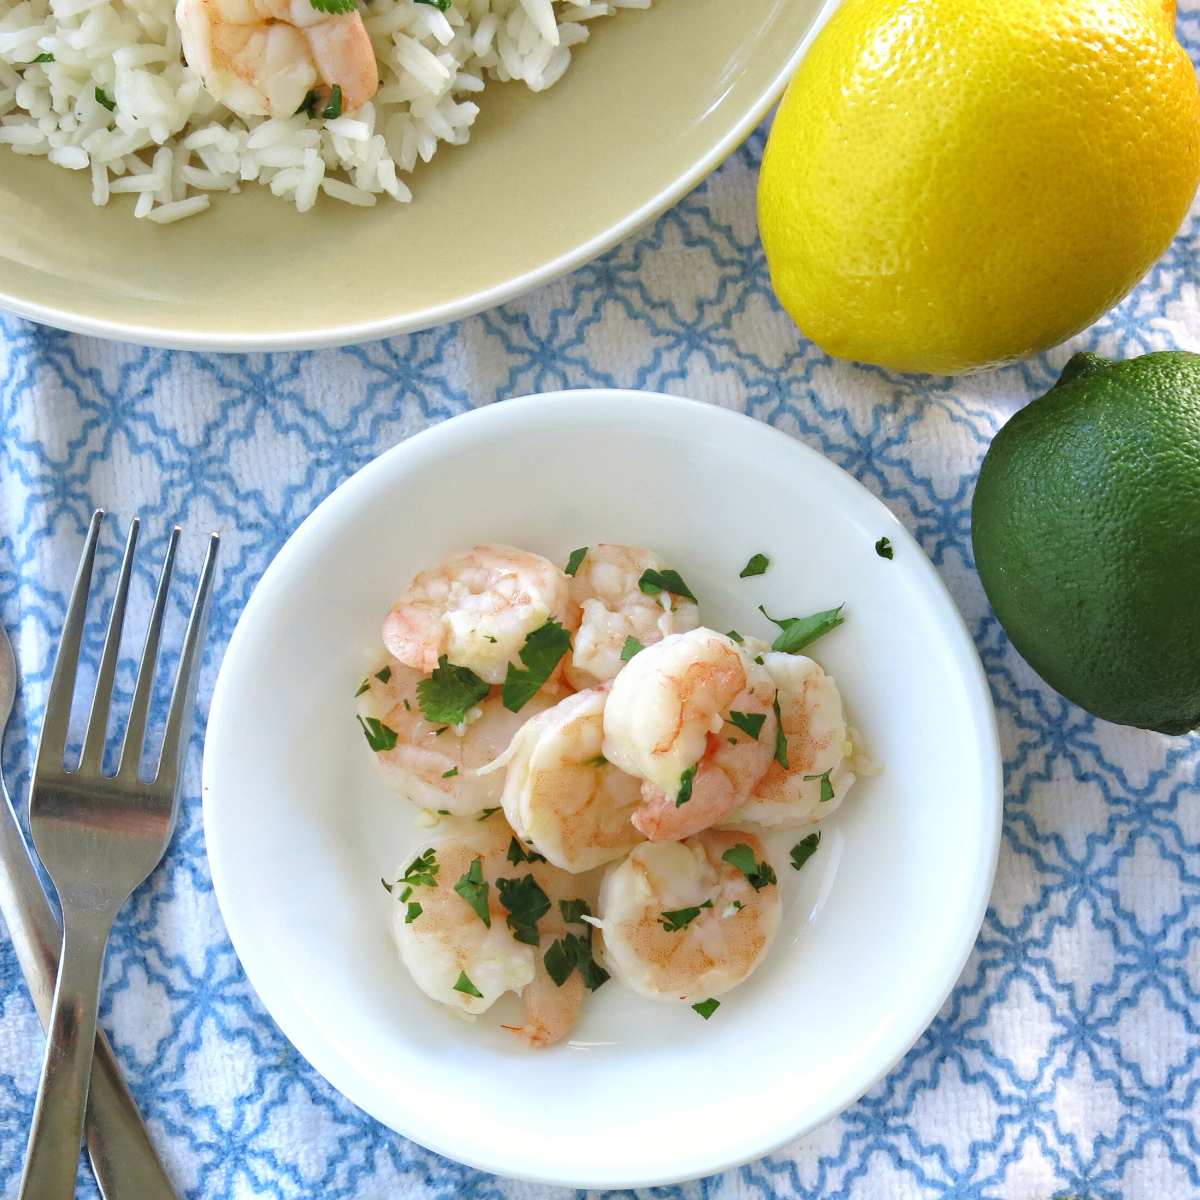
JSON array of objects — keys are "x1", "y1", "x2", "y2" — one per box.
[
  {"x1": 502, "y1": 619, "x2": 571, "y2": 713},
  {"x1": 564, "y1": 546, "x2": 588, "y2": 576},
  {"x1": 875, "y1": 537, "x2": 894, "y2": 560},
  {"x1": 453, "y1": 971, "x2": 483, "y2": 998},
  {"x1": 477, "y1": 807, "x2": 500, "y2": 820},
  {"x1": 772, "y1": 693, "x2": 788, "y2": 768},
  {"x1": 375, "y1": 665, "x2": 393, "y2": 683},
  {"x1": 692, "y1": 998, "x2": 720, "y2": 1020},
  {"x1": 308, "y1": 0, "x2": 357, "y2": 13},
  {"x1": 620, "y1": 635, "x2": 644, "y2": 661},
  {"x1": 414, "y1": 0, "x2": 452, "y2": 9},
  {"x1": 383, "y1": 848, "x2": 438, "y2": 897},
  {"x1": 754, "y1": 654, "x2": 765, "y2": 665},
  {"x1": 506, "y1": 836, "x2": 546, "y2": 865},
  {"x1": 804, "y1": 767, "x2": 836, "y2": 804},
  {"x1": 357, "y1": 714, "x2": 398, "y2": 752},
  {"x1": 404, "y1": 901, "x2": 422, "y2": 924},
  {"x1": 31, "y1": 52, "x2": 54, "y2": 63},
  {"x1": 559, "y1": 898, "x2": 591, "y2": 924},
  {"x1": 638, "y1": 568, "x2": 697, "y2": 603},
  {"x1": 417, "y1": 655, "x2": 489, "y2": 725},
  {"x1": 294, "y1": 89, "x2": 319, "y2": 117},
  {"x1": 436, "y1": 809, "x2": 450, "y2": 815},
  {"x1": 321, "y1": 83, "x2": 343, "y2": 118},
  {"x1": 354, "y1": 677, "x2": 371, "y2": 697},
  {"x1": 658, "y1": 899, "x2": 713, "y2": 932},
  {"x1": 543, "y1": 936, "x2": 576, "y2": 986},
  {"x1": 728, "y1": 710, "x2": 766, "y2": 740},
  {"x1": 497, "y1": 874, "x2": 550, "y2": 945},
  {"x1": 453, "y1": 856, "x2": 491, "y2": 927},
  {"x1": 790, "y1": 832, "x2": 821, "y2": 871},
  {"x1": 442, "y1": 767, "x2": 459, "y2": 779},
  {"x1": 726, "y1": 629, "x2": 744, "y2": 644},
  {"x1": 722, "y1": 843, "x2": 777, "y2": 891},
  {"x1": 94, "y1": 86, "x2": 115, "y2": 112},
  {"x1": 676, "y1": 763, "x2": 698, "y2": 807},
  {"x1": 740, "y1": 553, "x2": 770, "y2": 578},
  {"x1": 759, "y1": 603, "x2": 845, "y2": 654},
  {"x1": 585, "y1": 754, "x2": 608, "y2": 768},
  {"x1": 484, "y1": 635, "x2": 497, "y2": 643},
  {"x1": 403, "y1": 698, "x2": 412, "y2": 711}
]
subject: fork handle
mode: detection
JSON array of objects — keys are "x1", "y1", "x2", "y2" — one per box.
[
  {"x1": 19, "y1": 913, "x2": 112, "y2": 1200},
  {"x1": 0, "y1": 782, "x2": 179, "y2": 1199}
]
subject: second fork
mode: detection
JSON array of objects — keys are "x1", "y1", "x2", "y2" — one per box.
[{"x1": 18, "y1": 511, "x2": 217, "y2": 1200}]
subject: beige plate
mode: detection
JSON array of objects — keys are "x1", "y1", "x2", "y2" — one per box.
[{"x1": 0, "y1": 0, "x2": 831, "y2": 351}]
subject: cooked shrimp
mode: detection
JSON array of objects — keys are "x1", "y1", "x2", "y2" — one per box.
[
  {"x1": 492, "y1": 687, "x2": 644, "y2": 873},
  {"x1": 389, "y1": 819, "x2": 590, "y2": 1047},
  {"x1": 602, "y1": 628, "x2": 776, "y2": 840},
  {"x1": 596, "y1": 829, "x2": 782, "y2": 1003},
  {"x1": 358, "y1": 660, "x2": 556, "y2": 816},
  {"x1": 384, "y1": 545, "x2": 573, "y2": 686},
  {"x1": 176, "y1": 0, "x2": 378, "y2": 120},
  {"x1": 726, "y1": 652, "x2": 856, "y2": 828},
  {"x1": 632, "y1": 653, "x2": 777, "y2": 842},
  {"x1": 564, "y1": 545, "x2": 699, "y2": 688}
]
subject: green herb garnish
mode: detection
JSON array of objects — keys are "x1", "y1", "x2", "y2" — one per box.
[
  {"x1": 414, "y1": 0, "x2": 452, "y2": 9},
  {"x1": 404, "y1": 901, "x2": 422, "y2": 924},
  {"x1": 726, "y1": 630, "x2": 744, "y2": 644},
  {"x1": 94, "y1": 86, "x2": 115, "y2": 112},
  {"x1": 565, "y1": 547, "x2": 588, "y2": 576},
  {"x1": 543, "y1": 937, "x2": 576, "y2": 987},
  {"x1": 722, "y1": 843, "x2": 777, "y2": 891},
  {"x1": 294, "y1": 89, "x2": 319, "y2": 117},
  {"x1": 354, "y1": 678, "x2": 371, "y2": 697},
  {"x1": 497, "y1": 874, "x2": 551, "y2": 946},
  {"x1": 383, "y1": 847, "x2": 438, "y2": 896},
  {"x1": 442, "y1": 767, "x2": 459, "y2": 779},
  {"x1": 453, "y1": 856, "x2": 490, "y2": 927},
  {"x1": 740, "y1": 553, "x2": 769, "y2": 578},
  {"x1": 453, "y1": 970, "x2": 483, "y2": 998},
  {"x1": 375, "y1": 665, "x2": 393, "y2": 684},
  {"x1": 502, "y1": 619, "x2": 571, "y2": 713},
  {"x1": 357, "y1": 714, "x2": 398, "y2": 752},
  {"x1": 759, "y1": 604, "x2": 845, "y2": 654},
  {"x1": 790, "y1": 832, "x2": 821, "y2": 871},
  {"x1": 506, "y1": 836, "x2": 546, "y2": 865},
  {"x1": 875, "y1": 537, "x2": 894, "y2": 560},
  {"x1": 638, "y1": 568, "x2": 697, "y2": 603},
  {"x1": 417, "y1": 655, "x2": 489, "y2": 726},
  {"x1": 308, "y1": 0, "x2": 357, "y2": 14},
  {"x1": 728, "y1": 710, "x2": 766, "y2": 740},
  {"x1": 559, "y1": 898, "x2": 591, "y2": 924},
  {"x1": 658, "y1": 899, "x2": 713, "y2": 932},
  {"x1": 544, "y1": 931, "x2": 609, "y2": 990},
  {"x1": 676, "y1": 763, "x2": 698, "y2": 807},
  {"x1": 692, "y1": 998, "x2": 720, "y2": 1020},
  {"x1": 585, "y1": 754, "x2": 608, "y2": 768},
  {"x1": 804, "y1": 767, "x2": 836, "y2": 804},
  {"x1": 31, "y1": 52, "x2": 54, "y2": 63},
  {"x1": 771, "y1": 693, "x2": 788, "y2": 768},
  {"x1": 620, "y1": 636, "x2": 644, "y2": 661},
  {"x1": 477, "y1": 807, "x2": 500, "y2": 820}
]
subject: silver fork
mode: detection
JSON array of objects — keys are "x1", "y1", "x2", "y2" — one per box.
[{"x1": 18, "y1": 510, "x2": 218, "y2": 1200}]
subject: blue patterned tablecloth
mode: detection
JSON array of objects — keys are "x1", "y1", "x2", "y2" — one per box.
[{"x1": 3, "y1": 9, "x2": 1200, "y2": 1196}]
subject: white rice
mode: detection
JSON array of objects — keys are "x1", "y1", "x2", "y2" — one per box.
[{"x1": 0, "y1": 0, "x2": 644, "y2": 221}]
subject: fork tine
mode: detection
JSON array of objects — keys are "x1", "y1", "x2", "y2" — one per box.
[
  {"x1": 79, "y1": 517, "x2": 139, "y2": 772},
  {"x1": 154, "y1": 533, "x2": 219, "y2": 788},
  {"x1": 34, "y1": 510, "x2": 104, "y2": 776},
  {"x1": 117, "y1": 526, "x2": 180, "y2": 778}
]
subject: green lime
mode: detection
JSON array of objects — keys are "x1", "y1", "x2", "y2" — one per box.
[{"x1": 972, "y1": 350, "x2": 1200, "y2": 734}]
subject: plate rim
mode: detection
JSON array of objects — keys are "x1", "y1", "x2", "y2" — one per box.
[
  {"x1": 202, "y1": 389, "x2": 1004, "y2": 1187},
  {"x1": 0, "y1": 0, "x2": 838, "y2": 352}
]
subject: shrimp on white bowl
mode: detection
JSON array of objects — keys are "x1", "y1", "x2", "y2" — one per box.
[
  {"x1": 602, "y1": 628, "x2": 778, "y2": 842},
  {"x1": 389, "y1": 817, "x2": 602, "y2": 1048},
  {"x1": 176, "y1": 0, "x2": 378, "y2": 119},
  {"x1": 356, "y1": 660, "x2": 557, "y2": 817},
  {"x1": 383, "y1": 545, "x2": 574, "y2": 686},
  {"x1": 490, "y1": 687, "x2": 644, "y2": 874},
  {"x1": 563, "y1": 545, "x2": 700, "y2": 689},
  {"x1": 596, "y1": 829, "x2": 782, "y2": 1004},
  {"x1": 726, "y1": 652, "x2": 857, "y2": 829}
]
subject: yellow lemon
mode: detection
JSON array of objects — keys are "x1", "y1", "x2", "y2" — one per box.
[{"x1": 758, "y1": 0, "x2": 1200, "y2": 374}]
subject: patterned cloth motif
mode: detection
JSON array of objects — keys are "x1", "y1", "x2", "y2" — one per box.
[{"x1": 3, "y1": 9, "x2": 1200, "y2": 1197}]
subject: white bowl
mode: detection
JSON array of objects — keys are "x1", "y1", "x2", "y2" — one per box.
[{"x1": 203, "y1": 391, "x2": 1002, "y2": 1188}]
